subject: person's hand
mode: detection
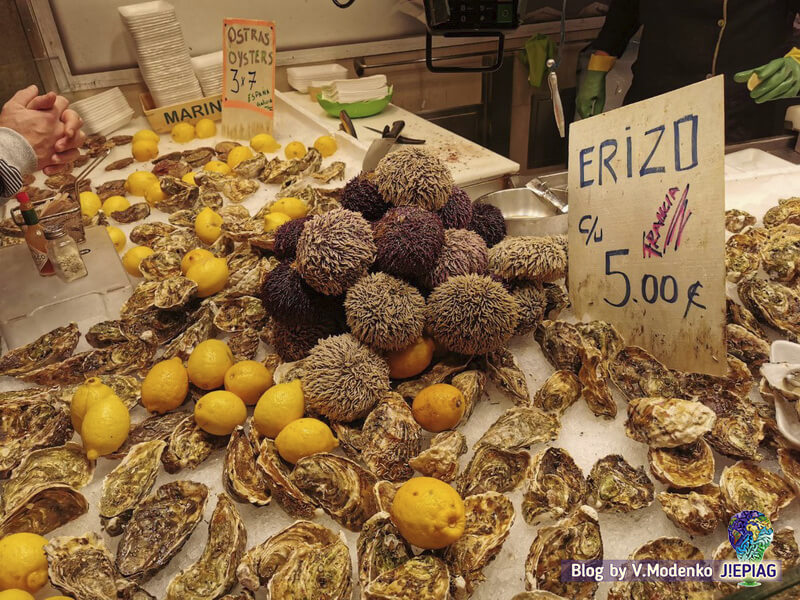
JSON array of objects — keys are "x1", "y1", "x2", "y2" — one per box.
[
  {"x1": 734, "y1": 52, "x2": 800, "y2": 104},
  {"x1": 577, "y1": 71, "x2": 608, "y2": 118},
  {"x1": 23, "y1": 89, "x2": 85, "y2": 173}
]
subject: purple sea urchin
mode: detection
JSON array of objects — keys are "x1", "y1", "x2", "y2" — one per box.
[
  {"x1": 422, "y1": 229, "x2": 488, "y2": 289},
  {"x1": 266, "y1": 317, "x2": 342, "y2": 362},
  {"x1": 303, "y1": 333, "x2": 390, "y2": 422},
  {"x1": 373, "y1": 206, "x2": 444, "y2": 279},
  {"x1": 259, "y1": 261, "x2": 332, "y2": 327},
  {"x1": 469, "y1": 203, "x2": 506, "y2": 248},
  {"x1": 374, "y1": 147, "x2": 454, "y2": 211},
  {"x1": 295, "y1": 208, "x2": 377, "y2": 296},
  {"x1": 340, "y1": 174, "x2": 391, "y2": 221},
  {"x1": 488, "y1": 235, "x2": 567, "y2": 282},
  {"x1": 345, "y1": 272, "x2": 425, "y2": 351},
  {"x1": 438, "y1": 187, "x2": 473, "y2": 229},
  {"x1": 273, "y1": 217, "x2": 310, "y2": 261},
  {"x1": 425, "y1": 274, "x2": 520, "y2": 355}
]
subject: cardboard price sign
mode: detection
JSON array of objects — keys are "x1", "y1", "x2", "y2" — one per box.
[
  {"x1": 568, "y1": 76, "x2": 726, "y2": 375},
  {"x1": 222, "y1": 18, "x2": 276, "y2": 139}
]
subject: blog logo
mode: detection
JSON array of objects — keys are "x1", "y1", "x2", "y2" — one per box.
[{"x1": 726, "y1": 510, "x2": 774, "y2": 587}]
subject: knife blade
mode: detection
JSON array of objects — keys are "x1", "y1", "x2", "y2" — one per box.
[{"x1": 362, "y1": 120, "x2": 405, "y2": 172}]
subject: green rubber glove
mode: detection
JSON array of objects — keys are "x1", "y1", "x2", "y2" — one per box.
[
  {"x1": 577, "y1": 70, "x2": 608, "y2": 118},
  {"x1": 734, "y1": 50, "x2": 800, "y2": 104}
]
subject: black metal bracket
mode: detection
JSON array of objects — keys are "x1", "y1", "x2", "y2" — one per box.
[{"x1": 425, "y1": 31, "x2": 505, "y2": 73}]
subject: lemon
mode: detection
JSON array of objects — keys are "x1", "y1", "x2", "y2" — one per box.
[
  {"x1": 132, "y1": 139, "x2": 158, "y2": 162},
  {"x1": 263, "y1": 212, "x2": 292, "y2": 232},
  {"x1": 186, "y1": 256, "x2": 229, "y2": 297},
  {"x1": 284, "y1": 141, "x2": 307, "y2": 160},
  {"x1": 141, "y1": 357, "x2": 188, "y2": 414},
  {"x1": 253, "y1": 380, "x2": 304, "y2": 438},
  {"x1": 194, "y1": 207, "x2": 223, "y2": 244},
  {"x1": 125, "y1": 171, "x2": 158, "y2": 196},
  {"x1": 269, "y1": 197, "x2": 308, "y2": 219},
  {"x1": 194, "y1": 390, "x2": 247, "y2": 436},
  {"x1": 122, "y1": 245, "x2": 154, "y2": 277},
  {"x1": 182, "y1": 172, "x2": 197, "y2": 186},
  {"x1": 224, "y1": 360, "x2": 274, "y2": 406},
  {"x1": 390, "y1": 477, "x2": 466, "y2": 549},
  {"x1": 144, "y1": 180, "x2": 165, "y2": 206},
  {"x1": 0, "y1": 593, "x2": 34, "y2": 600},
  {"x1": 70, "y1": 376, "x2": 115, "y2": 431},
  {"x1": 102, "y1": 195, "x2": 130, "y2": 215},
  {"x1": 386, "y1": 337, "x2": 435, "y2": 379},
  {"x1": 132, "y1": 129, "x2": 159, "y2": 144},
  {"x1": 411, "y1": 383, "x2": 465, "y2": 433},
  {"x1": 203, "y1": 160, "x2": 231, "y2": 175},
  {"x1": 227, "y1": 145, "x2": 254, "y2": 169},
  {"x1": 250, "y1": 133, "x2": 280, "y2": 153},
  {"x1": 274, "y1": 417, "x2": 337, "y2": 464},
  {"x1": 81, "y1": 394, "x2": 130, "y2": 460},
  {"x1": 195, "y1": 118, "x2": 216, "y2": 138},
  {"x1": 313, "y1": 135, "x2": 338, "y2": 157},
  {"x1": 181, "y1": 248, "x2": 215, "y2": 274},
  {"x1": 171, "y1": 122, "x2": 195, "y2": 143},
  {"x1": 0, "y1": 533, "x2": 49, "y2": 593},
  {"x1": 106, "y1": 226, "x2": 126, "y2": 253},
  {"x1": 187, "y1": 339, "x2": 234, "y2": 390},
  {"x1": 79, "y1": 191, "x2": 101, "y2": 219}
]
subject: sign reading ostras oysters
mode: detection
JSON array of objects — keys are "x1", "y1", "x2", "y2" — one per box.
[
  {"x1": 222, "y1": 18, "x2": 276, "y2": 139},
  {"x1": 568, "y1": 76, "x2": 726, "y2": 375}
]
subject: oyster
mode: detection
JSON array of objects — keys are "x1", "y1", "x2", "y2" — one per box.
[
  {"x1": 778, "y1": 448, "x2": 800, "y2": 494},
  {"x1": 679, "y1": 353, "x2": 753, "y2": 400},
  {"x1": 105, "y1": 156, "x2": 135, "y2": 171},
  {"x1": 727, "y1": 297, "x2": 766, "y2": 337},
  {"x1": 86, "y1": 320, "x2": 127, "y2": 347},
  {"x1": 155, "y1": 178, "x2": 200, "y2": 213},
  {"x1": 726, "y1": 230, "x2": 761, "y2": 282},
  {"x1": 373, "y1": 480, "x2": 401, "y2": 513},
  {"x1": 212, "y1": 296, "x2": 266, "y2": 332},
  {"x1": 363, "y1": 555, "x2": 450, "y2": 600},
  {"x1": 360, "y1": 393, "x2": 422, "y2": 482},
  {"x1": 161, "y1": 414, "x2": 226, "y2": 473},
  {"x1": 222, "y1": 177, "x2": 259, "y2": 203},
  {"x1": 99, "y1": 440, "x2": 165, "y2": 535},
  {"x1": 485, "y1": 348, "x2": 530, "y2": 404},
  {"x1": 0, "y1": 483, "x2": 88, "y2": 536},
  {"x1": 610, "y1": 345, "x2": 683, "y2": 399},
  {"x1": 533, "y1": 370, "x2": 582, "y2": 415},
  {"x1": 720, "y1": 461, "x2": 795, "y2": 520},
  {"x1": 259, "y1": 157, "x2": 303, "y2": 184},
  {"x1": 534, "y1": 320, "x2": 583, "y2": 373},
  {"x1": 451, "y1": 370, "x2": 486, "y2": 422},
  {"x1": 578, "y1": 345, "x2": 616, "y2": 418},
  {"x1": 657, "y1": 484, "x2": 725, "y2": 536},
  {"x1": 139, "y1": 250, "x2": 182, "y2": 281},
  {"x1": 111, "y1": 202, "x2": 150, "y2": 223},
  {"x1": 168, "y1": 207, "x2": 200, "y2": 227},
  {"x1": 161, "y1": 306, "x2": 214, "y2": 360},
  {"x1": 648, "y1": 439, "x2": 715, "y2": 488},
  {"x1": 0, "y1": 323, "x2": 80, "y2": 376},
  {"x1": 120, "y1": 309, "x2": 190, "y2": 346},
  {"x1": 45, "y1": 533, "x2": 133, "y2": 600},
  {"x1": 625, "y1": 397, "x2": 716, "y2": 447},
  {"x1": 229, "y1": 328, "x2": 261, "y2": 360},
  {"x1": 152, "y1": 159, "x2": 191, "y2": 179},
  {"x1": 525, "y1": 506, "x2": 602, "y2": 599},
  {"x1": 215, "y1": 140, "x2": 240, "y2": 157},
  {"x1": 765, "y1": 197, "x2": 800, "y2": 227},
  {"x1": 739, "y1": 276, "x2": 800, "y2": 341},
  {"x1": 183, "y1": 147, "x2": 215, "y2": 167},
  {"x1": 298, "y1": 147, "x2": 323, "y2": 173},
  {"x1": 224, "y1": 425, "x2": 270, "y2": 506},
  {"x1": 130, "y1": 222, "x2": 177, "y2": 246},
  {"x1": 522, "y1": 447, "x2": 586, "y2": 525},
  {"x1": 698, "y1": 389, "x2": 764, "y2": 460},
  {"x1": 358, "y1": 512, "x2": 413, "y2": 590},
  {"x1": 153, "y1": 229, "x2": 201, "y2": 254},
  {"x1": 396, "y1": 354, "x2": 473, "y2": 402},
  {"x1": 727, "y1": 323, "x2": 770, "y2": 372},
  {"x1": 220, "y1": 593, "x2": 255, "y2": 600},
  {"x1": 45, "y1": 172, "x2": 75, "y2": 189},
  {"x1": 116, "y1": 480, "x2": 209, "y2": 581},
  {"x1": 266, "y1": 536, "x2": 352, "y2": 600},
  {"x1": 109, "y1": 411, "x2": 190, "y2": 459},
  {"x1": 256, "y1": 439, "x2": 316, "y2": 518},
  {"x1": 476, "y1": 406, "x2": 560, "y2": 450},
  {"x1": 761, "y1": 223, "x2": 800, "y2": 281},
  {"x1": 443, "y1": 492, "x2": 514, "y2": 598},
  {"x1": 312, "y1": 161, "x2": 347, "y2": 183},
  {"x1": 233, "y1": 153, "x2": 267, "y2": 178},
  {"x1": 576, "y1": 320, "x2": 625, "y2": 357},
  {"x1": 165, "y1": 494, "x2": 247, "y2": 600},
  {"x1": 725, "y1": 208, "x2": 756, "y2": 233},
  {"x1": 409, "y1": 430, "x2": 467, "y2": 482},
  {"x1": 456, "y1": 445, "x2": 529, "y2": 497},
  {"x1": 511, "y1": 594, "x2": 568, "y2": 600},
  {"x1": 120, "y1": 282, "x2": 159, "y2": 318},
  {"x1": 290, "y1": 453, "x2": 378, "y2": 530},
  {"x1": 586, "y1": 455, "x2": 654, "y2": 512}
]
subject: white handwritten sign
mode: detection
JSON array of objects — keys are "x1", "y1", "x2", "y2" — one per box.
[
  {"x1": 222, "y1": 18, "x2": 276, "y2": 139},
  {"x1": 568, "y1": 76, "x2": 726, "y2": 375}
]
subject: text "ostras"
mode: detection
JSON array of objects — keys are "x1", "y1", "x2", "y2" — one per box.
[{"x1": 226, "y1": 25, "x2": 273, "y2": 68}]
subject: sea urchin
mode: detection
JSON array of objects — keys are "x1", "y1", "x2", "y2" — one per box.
[
  {"x1": 437, "y1": 186, "x2": 473, "y2": 229},
  {"x1": 468, "y1": 202, "x2": 506, "y2": 247},
  {"x1": 340, "y1": 174, "x2": 391, "y2": 221},
  {"x1": 488, "y1": 235, "x2": 567, "y2": 282},
  {"x1": 266, "y1": 317, "x2": 342, "y2": 362},
  {"x1": 373, "y1": 206, "x2": 444, "y2": 279},
  {"x1": 422, "y1": 228, "x2": 488, "y2": 289},
  {"x1": 374, "y1": 147, "x2": 454, "y2": 211},
  {"x1": 273, "y1": 216, "x2": 310, "y2": 261},
  {"x1": 259, "y1": 261, "x2": 332, "y2": 327}
]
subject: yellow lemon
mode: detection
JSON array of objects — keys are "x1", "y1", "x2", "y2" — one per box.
[
  {"x1": 227, "y1": 145, "x2": 254, "y2": 169},
  {"x1": 411, "y1": 383, "x2": 465, "y2": 433},
  {"x1": 390, "y1": 477, "x2": 466, "y2": 549},
  {"x1": 132, "y1": 139, "x2": 158, "y2": 162},
  {"x1": 181, "y1": 248, "x2": 215, "y2": 274},
  {"x1": 252, "y1": 380, "x2": 304, "y2": 438},
  {"x1": 144, "y1": 180, "x2": 165, "y2": 206},
  {"x1": 0, "y1": 533, "x2": 49, "y2": 593},
  {"x1": 187, "y1": 339, "x2": 234, "y2": 390},
  {"x1": 284, "y1": 141, "x2": 307, "y2": 160},
  {"x1": 125, "y1": 171, "x2": 158, "y2": 196},
  {"x1": 194, "y1": 390, "x2": 247, "y2": 436},
  {"x1": 195, "y1": 118, "x2": 216, "y2": 138},
  {"x1": 185, "y1": 256, "x2": 229, "y2": 297},
  {"x1": 106, "y1": 226, "x2": 126, "y2": 253},
  {"x1": 171, "y1": 122, "x2": 196, "y2": 143},
  {"x1": 313, "y1": 135, "x2": 338, "y2": 157},
  {"x1": 122, "y1": 245, "x2": 154, "y2": 277},
  {"x1": 269, "y1": 197, "x2": 308, "y2": 219},
  {"x1": 71, "y1": 376, "x2": 115, "y2": 431},
  {"x1": 224, "y1": 360, "x2": 274, "y2": 406},
  {"x1": 182, "y1": 172, "x2": 197, "y2": 186},
  {"x1": 194, "y1": 207, "x2": 223, "y2": 244},
  {"x1": 80, "y1": 394, "x2": 130, "y2": 460},
  {"x1": 203, "y1": 160, "x2": 231, "y2": 175},
  {"x1": 0, "y1": 592, "x2": 34, "y2": 600},
  {"x1": 102, "y1": 195, "x2": 130, "y2": 215},
  {"x1": 263, "y1": 212, "x2": 292, "y2": 232},
  {"x1": 132, "y1": 129, "x2": 159, "y2": 144},
  {"x1": 386, "y1": 337, "x2": 435, "y2": 379},
  {"x1": 274, "y1": 417, "x2": 337, "y2": 464},
  {"x1": 141, "y1": 357, "x2": 188, "y2": 414},
  {"x1": 250, "y1": 133, "x2": 280, "y2": 153},
  {"x1": 79, "y1": 191, "x2": 101, "y2": 219}
]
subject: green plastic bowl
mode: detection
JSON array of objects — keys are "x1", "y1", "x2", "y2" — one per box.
[{"x1": 317, "y1": 88, "x2": 393, "y2": 118}]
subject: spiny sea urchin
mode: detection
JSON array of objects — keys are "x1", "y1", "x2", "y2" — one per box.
[
  {"x1": 488, "y1": 235, "x2": 568, "y2": 282},
  {"x1": 468, "y1": 202, "x2": 506, "y2": 247},
  {"x1": 422, "y1": 228, "x2": 488, "y2": 289},
  {"x1": 295, "y1": 208, "x2": 376, "y2": 296},
  {"x1": 438, "y1": 186, "x2": 473, "y2": 229},
  {"x1": 344, "y1": 272, "x2": 425, "y2": 351},
  {"x1": 374, "y1": 147, "x2": 454, "y2": 211},
  {"x1": 340, "y1": 174, "x2": 391, "y2": 222},
  {"x1": 373, "y1": 206, "x2": 444, "y2": 279},
  {"x1": 273, "y1": 217, "x2": 310, "y2": 261},
  {"x1": 302, "y1": 333, "x2": 390, "y2": 422},
  {"x1": 259, "y1": 261, "x2": 333, "y2": 327},
  {"x1": 425, "y1": 273, "x2": 520, "y2": 355},
  {"x1": 266, "y1": 317, "x2": 342, "y2": 362},
  {"x1": 511, "y1": 282, "x2": 548, "y2": 335}
]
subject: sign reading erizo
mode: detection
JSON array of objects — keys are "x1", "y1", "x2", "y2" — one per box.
[{"x1": 568, "y1": 76, "x2": 726, "y2": 375}]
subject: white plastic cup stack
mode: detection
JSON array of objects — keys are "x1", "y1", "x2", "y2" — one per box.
[
  {"x1": 191, "y1": 51, "x2": 223, "y2": 98},
  {"x1": 70, "y1": 87, "x2": 135, "y2": 136}
]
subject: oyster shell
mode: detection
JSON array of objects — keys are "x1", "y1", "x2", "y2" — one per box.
[
  {"x1": 86, "y1": 320, "x2": 127, "y2": 347},
  {"x1": 761, "y1": 223, "x2": 800, "y2": 281},
  {"x1": 290, "y1": 453, "x2": 378, "y2": 531},
  {"x1": 105, "y1": 156, "x2": 135, "y2": 171},
  {"x1": 233, "y1": 153, "x2": 267, "y2": 178},
  {"x1": 476, "y1": 406, "x2": 560, "y2": 450},
  {"x1": 222, "y1": 177, "x2": 259, "y2": 203},
  {"x1": 256, "y1": 439, "x2": 316, "y2": 518},
  {"x1": 725, "y1": 208, "x2": 756, "y2": 233},
  {"x1": 648, "y1": 439, "x2": 715, "y2": 488},
  {"x1": 165, "y1": 493, "x2": 247, "y2": 600},
  {"x1": 183, "y1": 147, "x2": 215, "y2": 168},
  {"x1": 139, "y1": 250, "x2": 181, "y2": 281},
  {"x1": 130, "y1": 222, "x2": 177, "y2": 246},
  {"x1": 525, "y1": 506, "x2": 602, "y2": 599},
  {"x1": 720, "y1": 461, "x2": 795, "y2": 520},
  {"x1": 679, "y1": 353, "x2": 753, "y2": 400},
  {"x1": 116, "y1": 480, "x2": 209, "y2": 581},
  {"x1": 45, "y1": 172, "x2": 75, "y2": 189},
  {"x1": 522, "y1": 447, "x2": 586, "y2": 525},
  {"x1": 161, "y1": 306, "x2": 214, "y2": 360},
  {"x1": 586, "y1": 455, "x2": 654, "y2": 513},
  {"x1": 152, "y1": 229, "x2": 201, "y2": 254},
  {"x1": 360, "y1": 393, "x2": 422, "y2": 482},
  {"x1": 0, "y1": 323, "x2": 80, "y2": 376},
  {"x1": 373, "y1": 480, "x2": 401, "y2": 512},
  {"x1": 259, "y1": 157, "x2": 303, "y2": 184},
  {"x1": 450, "y1": 370, "x2": 486, "y2": 423},
  {"x1": 625, "y1": 397, "x2": 716, "y2": 448},
  {"x1": 212, "y1": 296, "x2": 266, "y2": 332},
  {"x1": 578, "y1": 345, "x2": 616, "y2": 418},
  {"x1": 727, "y1": 323, "x2": 770, "y2": 373},
  {"x1": 120, "y1": 282, "x2": 159, "y2": 318},
  {"x1": 657, "y1": 484, "x2": 725, "y2": 536},
  {"x1": 577, "y1": 320, "x2": 625, "y2": 357},
  {"x1": 358, "y1": 512, "x2": 413, "y2": 590},
  {"x1": 396, "y1": 354, "x2": 473, "y2": 402},
  {"x1": 511, "y1": 594, "x2": 568, "y2": 600},
  {"x1": 485, "y1": 348, "x2": 530, "y2": 404},
  {"x1": 109, "y1": 411, "x2": 190, "y2": 459},
  {"x1": 168, "y1": 207, "x2": 200, "y2": 227},
  {"x1": 156, "y1": 178, "x2": 200, "y2": 213},
  {"x1": 120, "y1": 309, "x2": 191, "y2": 346},
  {"x1": 698, "y1": 390, "x2": 764, "y2": 460},
  {"x1": 312, "y1": 161, "x2": 347, "y2": 183},
  {"x1": 456, "y1": 445, "x2": 529, "y2": 498},
  {"x1": 229, "y1": 328, "x2": 261, "y2": 360},
  {"x1": 363, "y1": 555, "x2": 450, "y2": 600},
  {"x1": 533, "y1": 370, "x2": 582, "y2": 415},
  {"x1": 443, "y1": 492, "x2": 514, "y2": 598},
  {"x1": 534, "y1": 320, "x2": 584, "y2": 373},
  {"x1": 739, "y1": 276, "x2": 800, "y2": 341},
  {"x1": 408, "y1": 430, "x2": 467, "y2": 482},
  {"x1": 111, "y1": 202, "x2": 150, "y2": 224},
  {"x1": 266, "y1": 536, "x2": 352, "y2": 600},
  {"x1": 99, "y1": 440, "x2": 165, "y2": 535},
  {"x1": 215, "y1": 140, "x2": 240, "y2": 157},
  {"x1": 96, "y1": 178, "x2": 126, "y2": 200},
  {"x1": 152, "y1": 159, "x2": 191, "y2": 179},
  {"x1": 220, "y1": 592, "x2": 255, "y2": 600},
  {"x1": 726, "y1": 230, "x2": 762, "y2": 282},
  {"x1": 224, "y1": 425, "x2": 270, "y2": 506},
  {"x1": 765, "y1": 198, "x2": 800, "y2": 228},
  {"x1": 610, "y1": 345, "x2": 683, "y2": 400},
  {"x1": 727, "y1": 297, "x2": 766, "y2": 337},
  {"x1": 161, "y1": 414, "x2": 226, "y2": 473},
  {"x1": 778, "y1": 447, "x2": 800, "y2": 494},
  {"x1": 0, "y1": 483, "x2": 88, "y2": 536}
]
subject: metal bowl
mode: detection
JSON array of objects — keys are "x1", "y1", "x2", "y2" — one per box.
[{"x1": 478, "y1": 187, "x2": 568, "y2": 237}]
